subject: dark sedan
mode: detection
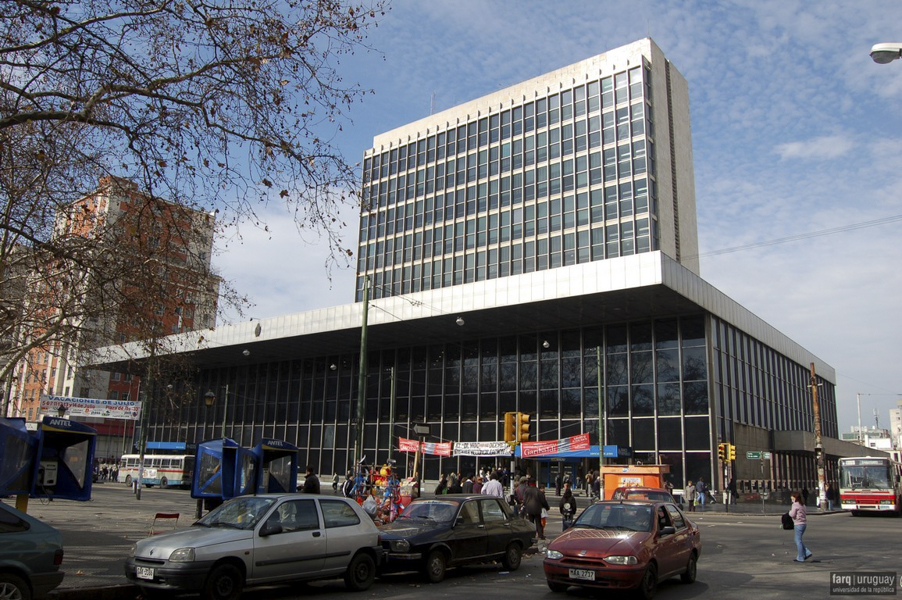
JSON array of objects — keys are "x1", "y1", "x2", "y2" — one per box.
[
  {"x1": 378, "y1": 494, "x2": 535, "y2": 583},
  {"x1": 543, "y1": 500, "x2": 700, "y2": 599},
  {"x1": 0, "y1": 501, "x2": 65, "y2": 600}
]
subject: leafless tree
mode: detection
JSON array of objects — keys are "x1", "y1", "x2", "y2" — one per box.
[{"x1": 0, "y1": 0, "x2": 386, "y2": 412}]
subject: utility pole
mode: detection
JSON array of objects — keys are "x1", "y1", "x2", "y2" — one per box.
[
  {"x1": 810, "y1": 363, "x2": 826, "y2": 511},
  {"x1": 355, "y1": 277, "x2": 370, "y2": 468}
]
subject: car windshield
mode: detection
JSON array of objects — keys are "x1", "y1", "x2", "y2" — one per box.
[
  {"x1": 195, "y1": 497, "x2": 276, "y2": 530},
  {"x1": 398, "y1": 500, "x2": 458, "y2": 523},
  {"x1": 572, "y1": 503, "x2": 653, "y2": 533}
]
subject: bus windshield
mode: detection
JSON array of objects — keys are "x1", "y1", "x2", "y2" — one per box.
[{"x1": 841, "y1": 463, "x2": 891, "y2": 490}]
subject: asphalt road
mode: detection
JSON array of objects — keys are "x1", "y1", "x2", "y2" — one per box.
[{"x1": 9, "y1": 485, "x2": 900, "y2": 600}]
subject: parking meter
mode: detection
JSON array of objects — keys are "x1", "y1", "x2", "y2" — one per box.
[
  {"x1": 252, "y1": 439, "x2": 299, "y2": 494},
  {"x1": 31, "y1": 416, "x2": 97, "y2": 501}
]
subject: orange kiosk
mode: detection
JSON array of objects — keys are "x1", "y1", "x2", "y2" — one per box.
[{"x1": 601, "y1": 464, "x2": 671, "y2": 500}]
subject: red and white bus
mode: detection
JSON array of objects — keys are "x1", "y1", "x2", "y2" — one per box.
[{"x1": 838, "y1": 456, "x2": 902, "y2": 515}]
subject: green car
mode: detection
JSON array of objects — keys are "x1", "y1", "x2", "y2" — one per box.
[{"x1": 0, "y1": 502, "x2": 65, "y2": 600}]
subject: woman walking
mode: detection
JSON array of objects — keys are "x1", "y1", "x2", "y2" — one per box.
[
  {"x1": 685, "y1": 480, "x2": 697, "y2": 512},
  {"x1": 789, "y1": 491, "x2": 813, "y2": 562}
]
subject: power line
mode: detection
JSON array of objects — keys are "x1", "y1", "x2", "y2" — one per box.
[{"x1": 693, "y1": 213, "x2": 902, "y2": 260}]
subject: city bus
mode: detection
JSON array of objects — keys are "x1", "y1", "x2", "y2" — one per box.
[
  {"x1": 838, "y1": 456, "x2": 902, "y2": 515},
  {"x1": 118, "y1": 442, "x2": 196, "y2": 488}
]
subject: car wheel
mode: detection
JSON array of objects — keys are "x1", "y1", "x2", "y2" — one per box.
[
  {"x1": 0, "y1": 573, "x2": 31, "y2": 600},
  {"x1": 424, "y1": 549, "x2": 447, "y2": 583},
  {"x1": 160, "y1": 477, "x2": 168, "y2": 488},
  {"x1": 680, "y1": 553, "x2": 697, "y2": 584},
  {"x1": 125, "y1": 475, "x2": 132, "y2": 486},
  {"x1": 343, "y1": 552, "x2": 376, "y2": 592},
  {"x1": 203, "y1": 563, "x2": 244, "y2": 600},
  {"x1": 547, "y1": 580, "x2": 568, "y2": 593},
  {"x1": 501, "y1": 542, "x2": 522, "y2": 571},
  {"x1": 637, "y1": 563, "x2": 657, "y2": 600}
]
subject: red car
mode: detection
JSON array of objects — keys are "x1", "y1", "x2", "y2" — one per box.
[
  {"x1": 543, "y1": 500, "x2": 700, "y2": 599},
  {"x1": 611, "y1": 486, "x2": 676, "y2": 503}
]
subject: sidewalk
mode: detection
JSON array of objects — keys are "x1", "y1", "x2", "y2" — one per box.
[{"x1": 19, "y1": 483, "x2": 201, "y2": 600}]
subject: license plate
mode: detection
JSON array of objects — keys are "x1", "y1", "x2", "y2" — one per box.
[
  {"x1": 569, "y1": 568, "x2": 595, "y2": 581},
  {"x1": 136, "y1": 567, "x2": 154, "y2": 580}
]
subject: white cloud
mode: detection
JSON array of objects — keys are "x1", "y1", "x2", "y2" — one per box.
[{"x1": 775, "y1": 135, "x2": 855, "y2": 160}]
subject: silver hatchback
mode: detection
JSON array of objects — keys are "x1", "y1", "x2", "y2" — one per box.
[{"x1": 124, "y1": 494, "x2": 382, "y2": 600}]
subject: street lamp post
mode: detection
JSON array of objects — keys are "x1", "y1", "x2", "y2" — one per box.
[
  {"x1": 809, "y1": 363, "x2": 826, "y2": 511},
  {"x1": 355, "y1": 277, "x2": 370, "y2": 467},
  {"x1": 204, "y1": 384, "x2": 230, "y2": 439},
  {"x1": 870, "y1": 43, "x2": 902, "y2": 64}
]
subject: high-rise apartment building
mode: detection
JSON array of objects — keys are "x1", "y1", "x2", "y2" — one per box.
[
  {"x1": 357, "y1": 38, "x2": 698, "y2": 301},
  {"x1": 10, "y1": 177, "x2": 220, "y2": 455}
]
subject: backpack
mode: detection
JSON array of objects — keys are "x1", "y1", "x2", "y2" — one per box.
[{"x1": 781, "y1": 512, "x2": 793, "y2": 530}]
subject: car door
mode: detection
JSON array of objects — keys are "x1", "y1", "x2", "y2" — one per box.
[
  {"x1": 651, "y1": 503, "x2": 682, "y2": 577},
  {"x1": 448, "y1": 499, "x2": 487, "y2": 562},
  {"x1": 480, "y1": 498, "x2": 514, "y2": 556},
  {"x1": 320, "y1": 498, "x2": 374, "y2": 575},
  {"x1": 251, "y1": 498, "x2": 325, "y2": 583},
  {"x1": 664, "y1": 504, "x2": 694, "y2": 573}
]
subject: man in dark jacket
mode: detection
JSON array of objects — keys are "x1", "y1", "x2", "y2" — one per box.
[
  {"x1": 302, "y1": 466, "x2": 320, "y2": 493},
  {"x1": 522, "y1": 483, "x2": 550, "y2": 540}
]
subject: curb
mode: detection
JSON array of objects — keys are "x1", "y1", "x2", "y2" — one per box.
[{"x1": 51, "y1": 584, "x2": 138, "y2": 600}]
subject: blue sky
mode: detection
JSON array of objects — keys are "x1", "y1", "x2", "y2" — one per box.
[{"x1": 217, "y1": 1, "x2": 902, "y2": 434}]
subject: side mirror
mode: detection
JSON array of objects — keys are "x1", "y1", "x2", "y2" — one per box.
[
  {"x1": 259, "y1": 521, "x2": 283, "y2": 537},
  {"x1": 660, "y1": 526, "x2": 676, "y2": 536}
]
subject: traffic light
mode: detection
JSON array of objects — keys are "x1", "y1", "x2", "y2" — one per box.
[
  {"x1": 503, "y1": 412, "x2": 515, "y2": 443},
  {"x1": 517, "y1": 412, "x2": 530, "y2": 443},
  {"x1": 728, "y1": 444, "x2": 736, "y2": 461},
  {"x1": 717, "y1": 443, "x2": 726, "y2": 461}
]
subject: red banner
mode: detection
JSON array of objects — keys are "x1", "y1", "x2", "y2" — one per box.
[
  {"x1": 521, "y1": 433, "x2": 591, "y2": 458},
  {"x1": 397, "y1": 438, "x2": 453, "y2": 457}
]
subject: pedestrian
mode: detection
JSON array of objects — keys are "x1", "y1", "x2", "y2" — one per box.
[
  {"x1": 302, "y1": 466, "x2": 320, "y2": 493},
  {"x1": 728, "y1": 478, "x2": 738, "y2": 504},
  {"x1": 523, "y1": 482, "x2": 550, "y2": 540},
  {"x1": 560, "y1": 483, "x2": 577, "y2": 530},
  {"x1": 434, "y1": 475, "x2": 448, "y2": 495},
  {"x1": 592, "y1": 474, "x2": 601, "y2": 501},
  {"x1": 341, "y1": 472, "x2": 354, "y2": 498},
  {"x1": 332, "y1": 473, "x2": 339, "y2": 493},
  {"x1": 825, "y1": 483, "x2": 836, "y2": 511},
  {"x1": 685, "y1": 480, "x2": 697, "y2": 511},
  {"x1": 695, "y1": 478, "x2": 707, "y2": 509},
  {"x1": 515, "y1": 476, "x2": 530, "y2": 515},
  {"x1": 462, "y1": 474, "x2": 474, "y2": 494},
  {"x1": 789, "y1": 490, "x2": 813, "y2": 562},
  {"x1": 585, "y1": 473, "x2": 593, "y2": 499},
  {"x1": 481, "y1": 471, "x2": 504, "y2": 497},
  {"x1": 472, "y1": 476, "x2": 483, "y2": 494},
  {"x1": 448, "y1": 474, "x2": 463, "y2": 494},
  {"x1": 555, "y1": 473, "x2": 562, "y2": 496}
]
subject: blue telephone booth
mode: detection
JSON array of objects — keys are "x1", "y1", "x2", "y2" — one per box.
[
  {"x1": 192, "y1": 438, "x2": 256, "y2": 501},
  {"x1": 252, "y1": 439, "x2": 299, "y2": 494},
  {"x1": 0, "y1": 418, "x2": 38, "y2": 495},
  {"x1": 31, "y1": 416, "x2": 97, "y2": 501}
]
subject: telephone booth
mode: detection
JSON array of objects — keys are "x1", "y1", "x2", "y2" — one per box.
[
  {"x1": 31, "y1": 416, "x2": 97, "y2": 501},
  {"x1": 252, "y1": 439, "x2": 298, "y2": 494},
  {"x1": 192, "y1": 438, "x2": 256, "y2": 502},
  {"x1": 0, "y1": 418, "x2": 38, "y2": 496}
]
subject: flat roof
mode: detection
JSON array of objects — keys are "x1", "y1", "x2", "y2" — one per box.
[{"x1": 91, "y1": 252, "x2": 834, "y2": 382}]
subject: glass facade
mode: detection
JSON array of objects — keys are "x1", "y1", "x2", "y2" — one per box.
[
  {"x1": 149, "y1": 315, "x2": 711, "y2": 485},
  {"x1": 356, "y1": 64, "x2": 659, "y2": 301}
]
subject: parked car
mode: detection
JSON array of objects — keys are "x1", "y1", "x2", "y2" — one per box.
[
  {"x1": 543, "y1": 500, "x2": 700, "y2": 599},
  {"x1": 124, "y1": 494, "x2": 382, "y2": 600},
  {"x1": 0, "y1": 501, "x2": 65, "y2": 600},
  {"x1": 611, "y1": 486, "x2": 676, "y2": 503},
  {"x1": 378, "y1": 494, "x2": 535, "y2": 583}
]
